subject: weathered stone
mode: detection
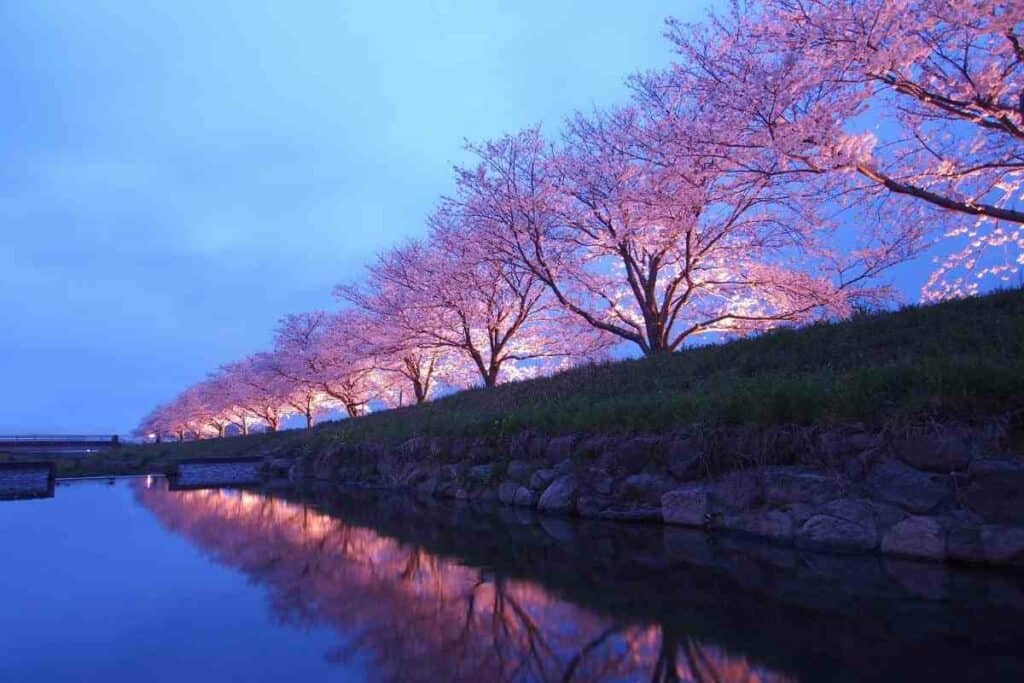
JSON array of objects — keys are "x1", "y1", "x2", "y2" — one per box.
[
  {"x1": 554, "y1": 459, "x2": 574, "y2": 476},
  {"x1": 661, "y1": 485, "x2": 710, "y2": 527},
  {"x1": 763, "y1": 467, "x2": 840, "y2": 505},
  {"x1": 594, "y1": 436, "x2": 662, "y2": 475},
  {"x1": 779, "y1": 503, "x2": 817, "y2": 527},
  {"x1": 796, "y1": 499, "x2": 879, "y2": 552},
  {"x1": 581, "y1": 467, "x2": 614, "y2": 495},
  {"x1": 467, "y1": 464, "x2": 494, "y2": 483},
  {"x1": 529, "y1": 468, "x2": 557, "y2": 491},
  {"x1": 416, "y1": 476, "x2": 438, "y2": 496},
  {"x1": 719, "y1": 509, "x2": 794, "y2": 542},
  {"x1": 618, "y1": 473, "x2": 675, "y2": 503},
  {"x1": 506, "y1": 459, "x2": 538, "y2": 484},
  {"x1": 574, "y1": 435, "x2": 614, "y2": 459},
  {"x1": 498, "y1": 480, "x2": 519, "y2": 505},
  {"x1": 577, "y1": 494, "x2": 658, "y2": 521},
  {"x1": 666, "y1": 438, "x2": 704, "y2": 481},
  {"x1": 513, "y1": 486, "x2": 538, "y2": 507},
  {"x1": 537, "y1": 475, "x2": 578, "y2": 515},
  {"x1": 708, "y1": 469, "x2": 762, "y2": 510},
  {"x1": 577, "y1": 495, "x2": 609, "y2": 518},
  {"x1": 892, "y1": 425, "x2": 975, "y2": 472},
  {"x1": 470, "y1": 486, "x2": 498, "y2": 503},
  {"x1": 544, "y1": 435, "x2": 577, "y2": 464},
  {"x1": 980, "y1": 525, "x2": 1024, "y2": 565},
  {"x1": 438, "y1": 463, "x2": 462, "y2": 482},
  {"x1": 947, "y1": 524, "x2": 984, "y2": 563},
  {"x1": 881, "y1": 516, "x2": 947, "y2": 560},
  {"x1": 408, "y1": 466, "x2": 436, "y2": 487},
  {"x1": 962, "y1": 459, "x2": 1024, "y2": 524},
  {"x1": 867, "y1": 460, "x2": 953, "y2": 514},
  {"x1": 845, "y1": 432, "x2": 884, "y2": 453}
]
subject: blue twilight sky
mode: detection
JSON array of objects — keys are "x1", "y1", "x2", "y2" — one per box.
[{"x1": 0, "y1": 1, "x2": 937, "y2": 434}]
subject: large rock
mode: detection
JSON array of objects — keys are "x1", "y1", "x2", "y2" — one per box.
[
  {"x1": 593, "y1": 436, "x2": 662, "y2": 475},
  {"x1": 529, "y1": 468, "x2": 557, "y2": 491},
  {"x1": 891, "y1": 425, "x2": 975, "y2": 472},
  {"x1": 962, "y1": 459, "x2": 1024, "y2": 524},
  {"x1": 763, "y1": 467, "x2": 840, "y2": 505},
  {"x1": 581, "y1": 467, "x2": 614, "y2": 495},
  {"x1": 880, "y1": 516, "x2": 947, "y2": 560},
  {"x1": 416, "y1": 476, "x2": 438, "y2": 496},
  {"x1": 796, "y1": 499, "x2": 880, "y2": 552},
  {"x1": 980, "y1": 525, "x2": 1024, "y2": 565},
  {"x1": 577, "y1": 495, "x2": 660, "y2": 521},
  {"x1": 513, "y1": 486, "x2": 538, "y2": 507},
  {"x1": 506, "y1": 459, "x2": 539, "y2": 485},
  {"x1": 719, "y1": 510, "x2": 794, "y2": 542},
  {"x1": 708, "y1": 469, "x2": 762, "y2": 510},
  {"x1": 618, "y1": 473, "x2": 675, "y2": 503},
  {"x1": 498, "y1": 480, "x2": 519, "y2": 505},
  {"x1": 537, "y1": 475, "x2": 578, "y2": 515},
  {"x1": 665, "y1": 438, "x2": 704, "y2": 481},
  {"x1": 867, "y1": 460, "x2": 953, "y2": 514},
  {"x1": 946, "y1": 524, "x2": 984, "y2": 563},
  {"x1": 662, "y1": 485, "x2": 710, "y2": 527},
  {"x1": 438, "y1": 463, "x2": 463, "y2": 482},
  {"x1": 467, "y1": 463, "x2": 494, "y2": 483}
]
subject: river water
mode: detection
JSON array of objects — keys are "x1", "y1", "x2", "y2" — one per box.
[{"x1": 1, "y1": 477, "x2": 1023, "y2": 682}]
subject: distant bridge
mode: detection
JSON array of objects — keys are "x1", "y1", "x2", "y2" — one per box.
[{"x1": 0, "y1": 435, "x2": 123, "y2": 455}]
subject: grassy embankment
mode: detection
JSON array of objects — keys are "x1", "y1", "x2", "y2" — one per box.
[{"x1": 16, "y1": 287, "x2": 1024, "y2": 477}]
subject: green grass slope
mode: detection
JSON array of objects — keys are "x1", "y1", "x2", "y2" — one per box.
[
  {"x1": 315, "y1": 287, "x2": 1024, "y2": 444},
  {"x1": 106, "y1": 287, "x2": 1024, "y2": 472}
]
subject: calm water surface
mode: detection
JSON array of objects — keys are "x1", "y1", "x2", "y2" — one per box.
[{"x1": 2, "y1": 477, "x2": 1023, "y2": 682}]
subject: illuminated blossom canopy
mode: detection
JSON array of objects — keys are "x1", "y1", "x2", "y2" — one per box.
[
  {"x1": 659, "y1": 0, "x2": 1023, "y2": 299},
  {"x1": 138, "y1": 0, "x2": 1020, "y2": 438}
]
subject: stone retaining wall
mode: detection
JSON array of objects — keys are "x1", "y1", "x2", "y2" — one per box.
[
  {"x1": 0, "y1": 464, "x2": 54, "y2": 500},
  {"x1": 174, "y1": 458, "x2": 262, "y2": 489},
  {"x1": 277, "y1": 419, "x2": 1024, "y2": 566}
]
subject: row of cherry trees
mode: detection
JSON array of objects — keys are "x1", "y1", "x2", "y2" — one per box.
[{"x1": 138, "y1": 0, "x2": 1023, "y2": 439}]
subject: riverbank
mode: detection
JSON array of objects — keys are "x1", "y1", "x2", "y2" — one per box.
[{"x1": 15, "y1": 289, "x2": 1024, "y2": 564}]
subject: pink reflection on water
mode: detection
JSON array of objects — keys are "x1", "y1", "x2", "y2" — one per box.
[{"x1": 136, "y1": 481, "x2": 792, "y2": 682}]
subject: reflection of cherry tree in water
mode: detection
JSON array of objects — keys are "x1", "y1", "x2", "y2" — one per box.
[{"x1": 136, "y1": 482, "x2": 790, "y2": 682}]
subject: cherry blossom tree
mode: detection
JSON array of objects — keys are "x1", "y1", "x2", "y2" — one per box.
[
  {"x1": 453, "y1": 120, "x2": 903, "y2": 355},
  {"x1": 341, "y1": 312, "x2": 470, "y2": 406},
  {"x1": 339, "y1": 214, "x2": 607, "y2": 387},
  {"x1": 219, "y1": 354, "x2": 295, "y2": 432},
  {"x1": 660, "y1": 0, "x2": 1023, "y2": 298},
  {"x1": 272, "y1": 310, "x2": 380, "y2": 418}
]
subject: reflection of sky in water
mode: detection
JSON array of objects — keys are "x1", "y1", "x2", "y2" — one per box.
[{"x1": 0, "y1": 479, "x2": 361, "y2": 682}]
